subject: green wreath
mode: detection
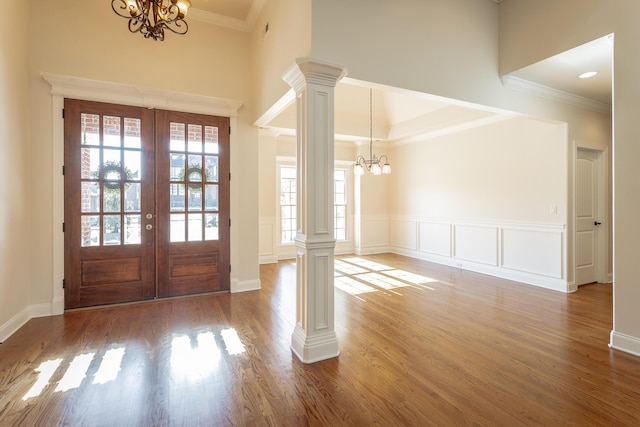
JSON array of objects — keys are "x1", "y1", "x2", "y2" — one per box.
[
  {"x1": 97, "y1": 161, "x2": 133, "y2": 192},
  {"x1": 178, "y1": 163, "x2": 211, "y2": 193}
]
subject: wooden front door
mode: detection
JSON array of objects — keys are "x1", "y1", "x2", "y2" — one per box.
[{"x1": 64, "y1": 99, "x2": 230, "y2": 309}]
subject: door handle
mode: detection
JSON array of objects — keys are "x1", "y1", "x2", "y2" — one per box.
[{"x1": 594, "y1": 221, "x2": 602, "y2": 226}]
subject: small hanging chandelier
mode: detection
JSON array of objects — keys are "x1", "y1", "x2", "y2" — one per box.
[
  {"x1": 111, "y1": 0, "x2": 192, "y2": 41},
  {"x1": 354, "y1": 88, "x2": 391, "y2": 176}
]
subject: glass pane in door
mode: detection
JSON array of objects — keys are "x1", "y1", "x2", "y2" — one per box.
[
  {"x1": 168, "y1": 122, "x2": 220, "y2": 242},
  {"x1": 79, "y1": 113, "x2": 143, "y2": 247}
]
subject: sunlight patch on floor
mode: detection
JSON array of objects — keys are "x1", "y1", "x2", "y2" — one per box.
[
  {"x1": 221, "y1": 328, "x2": 246, "y2": 356},
  {"x1": 93, "y1": 347, "x2": 125, "y2": 385},
  {"x1": 55, "y1": 353, "x2": 95, "y2": 392},
  {"x1": 383, "y1": 269, "x2": 442, "y2": 286},
  {"x1": 22, "y1": 358, "x2": 63, "y2": 400},
  {"x1": 335, "y1": 276, "x2": 378, "y2": 295},
  {"x1": 354, "y1": 272, "x2": 411, "y2": 292},
  {"x1": 170, "y1": 332, "x2": 220, "y2": 382},
  {"x1": 335, "y1": 260, "x2": 369, "y2": 275},
  {"x1": 340, "y1": 257, "x2": 394, "y2": 271}
]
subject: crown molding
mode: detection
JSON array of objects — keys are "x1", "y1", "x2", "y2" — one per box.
[
  {"x1": 42, "y1": 73, "x2": 243, "y2": 117},
  {"x1": 502, "y1": 75, "x2": 611, "y2": 114},
  {"x1": 189, "y1": 9, "x2": 249, "y2": 32},
  {"x1": 189, "y1": 0, "x2": 266, "y2": 32}
]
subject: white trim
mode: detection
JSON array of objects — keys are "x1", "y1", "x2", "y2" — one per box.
[
  {"x1": 573, "y1": 141, "x2": 611, "y2": 285},
  {"x1": 610, "y1": 331, "x2": 640, "y2": 357},
  {"x1": 42, "y1": 73, "x2": 244, "y2": 309},
  {"x1": 189, "y1": 0, "x2": 266, "y2": 32},
  {"x1": 0, "y1": 307, "x2": 30, "y2": 343},
  {"x1": 234, "y1": 279, "x2": 262, "y2": 293},
  {"x1": 502, "y1": 75, "x2": 611, "y2": 114},
  {"x1": 0, "y1": 304, "x2": 56, "y2": 343},
  {"x1": 390, "y1": 216, "x2": 570, "y2": 292},
  {"x1": 42, "y1": 73, "x2": 243, "y2": 116}
]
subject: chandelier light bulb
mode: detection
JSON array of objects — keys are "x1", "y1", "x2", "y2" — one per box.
[{"x1": 112, "y1": 0, "x2": 191, "y2": 41}]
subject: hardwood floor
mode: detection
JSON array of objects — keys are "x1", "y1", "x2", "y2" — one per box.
[{"x1": 1, "y1": 253, "x2": 639, "y2": 426}]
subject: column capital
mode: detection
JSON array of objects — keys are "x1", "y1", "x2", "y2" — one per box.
[{"x1": 283, "y1": 57, "x2": 348, "y2": 93}]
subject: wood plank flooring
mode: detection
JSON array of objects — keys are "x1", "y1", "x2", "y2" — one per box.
[{"x1": 1, "y1": 253, "x2": 639, "y2": 426}]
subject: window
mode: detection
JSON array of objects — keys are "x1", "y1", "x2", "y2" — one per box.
[
  {"x1": 280, "y1": 167, "x2": 296, "y2": 244},
  {"x1": 334, "y1": 169, "x2": 347, "y2": 241},
  {"x1": 279, "y1": 166, "x2": 348, "y2": 244}
]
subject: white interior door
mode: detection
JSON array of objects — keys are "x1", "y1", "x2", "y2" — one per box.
[{"x1": 576, "y1": 149, "x2": 602, "y2": 286}]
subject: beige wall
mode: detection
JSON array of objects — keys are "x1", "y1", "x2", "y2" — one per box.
[
  {"x1": 391, "y1": 117, "x2": 567, "y2": 222},
  {"x1": 0, "y1": 1, "x2": 31, "y2": 340},
  {"x1": 27, "y1": 1, "x2": 258, "y2": 308},
  {"x1": 250, "y1": 0, "x2": 311, "y2": 123},
  {"x1": 499, "y1": 0, "x2": 640, "y2": 355}
]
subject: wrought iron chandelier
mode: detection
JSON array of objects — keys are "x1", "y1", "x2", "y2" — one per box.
[
  {"x1": 111, "y1": 0, "x2": 192, "y2": 41},
  {"x1": 354, "y1": 88, "x2": 391, "y2": 176}
]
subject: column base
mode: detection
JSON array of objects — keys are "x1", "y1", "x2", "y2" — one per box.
[{"x1": 291, "y1": 324, "x2": 340, "y2": 364}]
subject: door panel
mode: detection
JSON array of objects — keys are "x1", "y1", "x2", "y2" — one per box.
[
  {"x1": 64, "y1": 99, "x2": 156, "y2": 309},
  {"x1": 155, "y1": 110, "x2": 230, "y2": 297},
  {"x1": 65, "y1": 101, "x2": 230, "y2": 309},
  {"x1": 576, "y1": 149, "x2": 599, "y2": 285}
]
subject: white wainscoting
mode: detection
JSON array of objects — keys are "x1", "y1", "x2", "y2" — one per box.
[
  {"x1": 390, "y1": 217, "x2": 569, "y2": 292},
  {"x1": 356, "y1": 215, "x2": 391, "y2": 255},
  {"x1": 259, "y1": 217, "x2": 278, "y2": 264}
]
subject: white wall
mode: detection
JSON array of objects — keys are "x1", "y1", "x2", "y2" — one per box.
[
  {"x1": 389, "y1": 117, "x2": 568, "y2": 291},
  {"x1": 250, "y1": 0, "x2": 311, "y2": 122},
  {"x1": 499, "y1": 0, "x2": 640, "y2": 357},
  {"x1": 0, "y1": 1, "x2": 31, "y2": 342}
]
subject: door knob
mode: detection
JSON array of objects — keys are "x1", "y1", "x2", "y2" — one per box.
[
  {"x1": 594, "y1": 221, "x2": 602, "y2": 226},
  {"x1": 145, "y1": 224, "x2": 153, "y2": 231}
]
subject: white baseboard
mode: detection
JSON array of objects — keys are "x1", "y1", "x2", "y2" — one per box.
[
  {"x1": 52, "y1": 296, "x2": 64, "y2": 315},
  {"x1": 0, "y1": 301, "x2": 59, "y2": 343},
  {"x1": 609, "y1": 331, "x2": 640, "y2": 357},
  {"x1": 232, "y1": 279, "x2": 261, "y2": 293},
  {"x1": 393, "y1": 246, "x2": 571, "y2": 293},
  {"x1": 354, "y1": 245, "x2": 391, "y2": 256},
  {"x1": 259, "y1": 254, "x2": 278, "y2": 265},
  {"x1": 0, "y1": 307, "x2": 31, "y2": 343}
]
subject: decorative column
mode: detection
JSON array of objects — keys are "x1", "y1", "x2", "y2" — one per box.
[{"x1": 283, "y1": 57, "x2": 347, "y2": 363}]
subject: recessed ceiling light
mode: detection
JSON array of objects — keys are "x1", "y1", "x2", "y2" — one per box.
[{"x1": 578, "y1": 71, "x2": 598, "y2": 79}]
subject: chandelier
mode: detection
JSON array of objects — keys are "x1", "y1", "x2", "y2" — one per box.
[
  {"x1": 353, "y1": 88, "x2": 391, "y2": 176},
  {"x1": 111, "y1": 0, "x2": 192, "y2": 41}
]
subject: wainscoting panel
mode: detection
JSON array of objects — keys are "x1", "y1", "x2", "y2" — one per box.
[
  {"x1": 501, "y1": 226, "x2": 563, "y2": 278},
  {"x1": 454, "y1": 224, "x2": 499, "y2": 266},
  {"x1": 358, "y1": 215, "x2": 391, "y2": 254},
  {"x1": 418, "y1": 222, "x2": 452, "y2": 257},
  {"x1": 390, "y1": 216, "x2": 568, "y2": 292},
  {"x1": 259, "y1": 217, "x2": 277, "y2": 264}
]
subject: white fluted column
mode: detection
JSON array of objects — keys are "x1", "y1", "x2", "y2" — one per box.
[{"x1": 282, "y1": 57, "x2": 347, "y2": 363}]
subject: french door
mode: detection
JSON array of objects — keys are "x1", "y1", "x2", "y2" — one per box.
[{"x1": 64, "y1": 99, "x2": 230, "y2": 309}]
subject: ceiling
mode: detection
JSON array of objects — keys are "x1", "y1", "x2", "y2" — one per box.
[{"x1": 188, "y1": 1, "x2": 613, "y2": 144}]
